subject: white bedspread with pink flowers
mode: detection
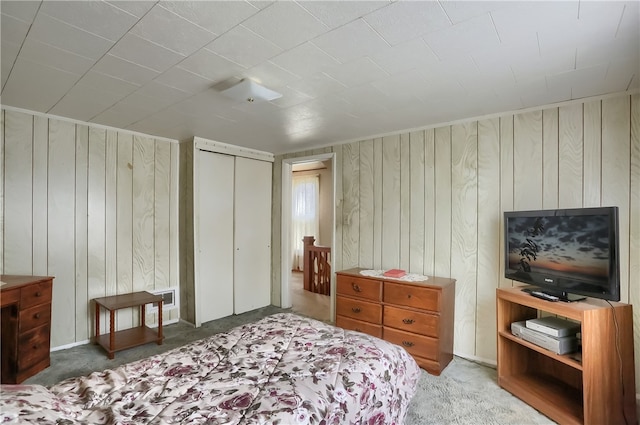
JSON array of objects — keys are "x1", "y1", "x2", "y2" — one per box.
[{"x1": 1, "y1": 313, "x2": 420, "y2": 424}]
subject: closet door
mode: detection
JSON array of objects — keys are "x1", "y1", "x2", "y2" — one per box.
[
  {"x1": 233, "y1": 156, "x2": 272, "y2": 314},
  {"x1": 196, "y1": 150, "x2": 234, "y2": 323}
]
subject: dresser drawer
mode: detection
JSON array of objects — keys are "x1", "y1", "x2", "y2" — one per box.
[
  {"x1": 20, "y1": 280, "x2": 52, "y2": 309},
  {"x1": 19, "y1": 303, "x2": 51, "y2": 333},
  {"x1": 336, "y1": 296, "x2": 382, "y2": 324},
  {"x1": 383, "y1": 327, "x2": 438, "y2": 361},
  {"x1": 384, "y1": 305, "x2": 439, "y2": 337},
  {"x1": 18, "y1": 324, "x2": 50, "y2": 370},
  {"x1": 384, "y1": 282, "x2": 439, "y2": 311},
  {"x1": 337, "y1": 275, "x2": 382, "y2": 302},
  {"x1": 336, "y1": 316, "x2": 383, "y2": 339}
]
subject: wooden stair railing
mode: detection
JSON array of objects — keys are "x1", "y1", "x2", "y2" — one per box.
[{"x1": 302, "y1": 236, "x2": 331, "y2": 296}]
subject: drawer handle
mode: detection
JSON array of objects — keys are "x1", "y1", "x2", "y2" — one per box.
[
  {"x1": 351, "y1": 307, "x2": 361, "y2": 313},
  {"x1": 34, "y1": 313, "x2": 41, "y2": 320},
  {"x1": 352, "y1": 283, "x2": 361, "y2": 292},
  {"x1": 407, "y1": 294, "x2": 412, "y2": 299},
  {"x1": 402, "y1": 318, "x2": 414, "y2": 324},
  {"x1": 32, "y1": 344, "x2": 38, "y2": 350},
  {"x1": 36, "y1": 291, "x2": 42, "y2": 297},
  {"x1": 402, "y1": 341, "x2": 414, "y2": 347},
  {"x1": 355, "y1": 328, "x2": 362, "y2": 332}
]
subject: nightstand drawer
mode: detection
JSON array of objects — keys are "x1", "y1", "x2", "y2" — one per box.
[
  {"x1": 337, "y1": 275, "x2": 382, "y2": 302},
  {"x1": 18, "y1": 324, "x2": 50, "y2": 370},
  {"x1": 336, "y1": 316, "x2": 382, "y2": 338},
  {"x1": 20, "y1": 303, "x2": 51, "y2": 333},
  {"x1": 384, "y1": 305, "x2": 439, "y2": 337},
  {"x1": 20, "y1": 281, "x2": 52, "y2": 309},
  {"x1": 336, "y1": 296, "x2": 382, "y2": 324},
  {"x1": 384, "y1": 283, "x2": 439, "y2": 311},
  {"x1": 383, "y1": 326, "x2": 438, "y2": 360}
]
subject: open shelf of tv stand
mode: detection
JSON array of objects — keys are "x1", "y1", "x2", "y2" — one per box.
[{"x1": 497, "y1": 286, "x2": 636, "y2": 425}]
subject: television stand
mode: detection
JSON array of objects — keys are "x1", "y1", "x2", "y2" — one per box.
[{"x1": 521, "y1": 287, "x2": 585, "y2": 303}]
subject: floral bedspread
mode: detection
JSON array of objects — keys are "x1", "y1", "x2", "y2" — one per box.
[{"x1": 1, "y1": 313, "x2": 420, "y2": 424}]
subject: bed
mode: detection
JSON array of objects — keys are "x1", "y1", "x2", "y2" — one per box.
[{"x1": 0, "y1": 313, "x2": 421, "y2": 424}]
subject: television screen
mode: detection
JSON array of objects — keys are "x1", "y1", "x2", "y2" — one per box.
[{"x1": 504, "y1": 207, "x2": 620, "y2": 301}]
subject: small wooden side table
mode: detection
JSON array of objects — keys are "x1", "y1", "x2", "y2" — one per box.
[{"x1": 93, "y1": 291, "x2": 164, "y2": 359}]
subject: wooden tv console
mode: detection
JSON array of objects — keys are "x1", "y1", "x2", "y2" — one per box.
[{"x1": 497, "y1": 286, "x2": 636, "y2": 425}]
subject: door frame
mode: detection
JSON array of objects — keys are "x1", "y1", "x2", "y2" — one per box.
[{"x1": 281, "y1": 153, "x2": 336, "y2": 322}]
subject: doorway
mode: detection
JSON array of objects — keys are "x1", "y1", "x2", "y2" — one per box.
[{"x1": 281, "y1": 153, "x2": 336, "y2": 323}]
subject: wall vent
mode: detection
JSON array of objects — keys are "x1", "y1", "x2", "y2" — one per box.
[{"x1": 146, "y1": 287, "x2": 179, "y2": 312}]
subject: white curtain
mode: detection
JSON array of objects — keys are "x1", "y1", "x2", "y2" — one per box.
[{"x1": 292, "y1": 174, "x2": 319, "y2": 271}]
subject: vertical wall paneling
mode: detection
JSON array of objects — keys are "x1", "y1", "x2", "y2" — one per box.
[
  {"x1": 434, "y1": 127, "x2": 452, "y2": 277},
  {"x1": 0, "y1": 110, "x2": 3, "y2": 274},
  {"x1": 178, "y1": 141, "x2": 195, "y2": 323},
  {"x1": 75, "y1": 125, "x2": 89, "y2": 342},
  {"x1": 105, "y1": 130, "x2": 117, "y2": 314},
  {"x1": 333, "y1": 145, "x2": 343, "y2": 273},
  {"x1": 32, "y1": 116, "x2": 48, "y2": 275},
  {"x1": 476, "y1": 118, "x2": 500, "y2": 360},
  {"x1": 499, "y1": 116, "x2": 514, "y2": 288},
  {"x1": 47, "y1": 120, "x2": 76, "y2": 347},
  {"x1": 583, "y1": 100, "x2": 602, "y2": 207},
  {"x1": 450, "y1": 122, "x2": 478, "y2": 356},
  {"x1": 542, "y1": 108, "x2": 559, "y2": 209},
  {"x1": 132, "y1": 136, "x2": 155, "y2": 306},
  {"x1": 271, "y1": 154, "x2": 282, "y2": 305},
  {"x1": 154, "y1": 141, "x2": 171, "y2": 324},
  {"x1": 381, "y1": 135, "x2": 401, "y2": 269},
  {"x1": 342, "y1": 142, "x2": 359, "y2": 269},
  {"x1": 513, "y1": 111, "x2": 543, "y2": 210},
  {"x1": 4, "y1": 110, "x2": 33, "y2": 274},
  {"x1": 88, "y1": 128, "x2": 107, "y2": 333},
  {"x1": 399, "y1": 134, "x2": 411, "y2": 272},
  {"x1": 602, "y1": 97, "x2": 631, "y2": 301},
  {"x1": 372, "y1": 138, "x2": 383, "y2": 269},
  {"x1": 359, "y1": 140, "x2": 375, "y2": 268},
  {"x1": 409, "y1": 131, "x2": 425, "y2": 274},
  {"x1": 558, "y1": 104, "x2": 584, "y2": 208},
  {"x1": 116, "y1": 134, "x2": 134, "y2": 329},
  {"x1": 423, "y1": 130, "x2": 436, "y2": 275},
  {"x1": 629, "y1": 94, "x2": 640, "y2": 391},
  {"x1": 169, "y1": 143, "x2": 180, "y2": 319}
]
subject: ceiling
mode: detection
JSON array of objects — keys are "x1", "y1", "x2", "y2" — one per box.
[{"x1": 1, "y1": 1, "x2": 638, "y2": 154}]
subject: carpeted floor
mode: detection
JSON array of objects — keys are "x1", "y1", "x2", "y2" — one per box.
[{"x1": 25, "y1": 308, "x2": 555, "y2": 424}]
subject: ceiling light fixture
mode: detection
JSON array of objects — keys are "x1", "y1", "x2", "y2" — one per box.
[{"x1": 219, "y1": 78, "x2": 282, "y2": 103}]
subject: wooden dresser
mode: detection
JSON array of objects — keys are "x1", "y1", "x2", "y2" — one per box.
[
  {"x1": 1, "y1": 275, "x2": 54, "y2": 383},
  {"x1": 336, "y1": 268, "x2": 455, "y2": 375}
]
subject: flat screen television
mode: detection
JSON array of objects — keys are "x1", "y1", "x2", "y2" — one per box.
[{"x1": 504, "y1": 207, "x2": 620, "y2": 302}]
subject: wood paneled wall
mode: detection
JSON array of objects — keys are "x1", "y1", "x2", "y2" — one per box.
[
  {"x1": 272, "y1": 93, "x2": 640, "y2": 388},
  {"x1": 1, "y1": 109, "x2": 180, "y2": 348}
]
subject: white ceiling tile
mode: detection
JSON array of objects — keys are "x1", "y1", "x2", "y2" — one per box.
[
  {"x1": 241, "y1": 2, "x2": 327, "y2": 50},
  {"x1": 269, "y1": 42, "x2": 340, "y2": 78},
  {"x1": 270, "y1": 86, "x2": 313, "y2": 108},
  {"x1": 19, "y1": 38, "x2": 96, "y2": 76},
  {"x1": 516, "y1": 76, "x2": 567, "y2": 108},
  {"x1": 1, "y1": 58, "x2": 79, "y2": 112},
  {"x1": 603, "y1": 59, "x2": 639, "y2": 92},
  {"x1": 134, "y1": 81, "x2": 192, "y2": 104},
  {"x1": 110, "y1": 34, "x2": 185, "y2": 73},
  {"x1": 337, "y1": 84, "x2": 390, "y2": 115},
  {"x1": 117, "y1": 91, "x2": 178, "y2": 113},
  {"x1": 29, "y1": 13, "x2": 114, "y2": 60},
  {"x1": 48, "y1": 82, "x2": 126, "y2": 122},
  {"x1": 439, "y1": 1, "x2": 507, "y2": 25},
  {"x1": 130, "y1": 4, "x2": 217, "y2": 56},
  {"x1": 177, "y1": 48, "x2": 245, "y2": 82},
  {"x1": 363, "y1": 1, "x2": 451, "y2": 46},
  {"x1": 126, "y1": 108, "x2": 190, "y2": 136},
  {"x1": 205, "y1": 25, "x2": 282, "y2": 68},
  {"x1": 369, "y1": 38, "x2": 439, "y2": 75},
  {"x1": 325, "y1": 57, "x2": 388, "y2": 88},
  {"x1": 92, "y1": 105, "x2": 146, "y2": 129},
  {"x1": 93, "y1": 54, "x2": 159, "y2": 86},
  {"x1": 545, "y1": 64, "x2": 608, "y2": 100},
  {"x1": 173, "y1": 90, "x2": 239, "y2": 121},
  {"x1": 287, "y1": 72, "x2": 345, "y2": 98},
  {"x1": 40, "y1": 1, "x2": 138, "y2": 41},
  {"x1": 423, "y1": 14, "x2": 500, "y2": 61},
  {"x1": 105, "y1": 1, "x2": 156, "y2": 18},
  {"x1": 162, "y1": 1, "x2": 260, "y2": 35},
  {"x1": 1, "y1": 40, "x2": 20, "y2": 88},
  {"x1": 509, "y1": 47, "x2": 576, "y2": 83},
  {"x1": 618, "y1": 1, "x2": 640, "y2": 35},
  {"x1": 298, "y1": 1, "x2": 388, "y2": 29},
  {"x1": 154, "y1": 66, "x2": 215, "y2": 94},
  {"x1": 312, "y1": 19, "x2": 390, "y2": 63},
  {"x1": 78, "y1": 71, "x2": 140, "y2": 97},
  {"x1": 576, "y1": 33, "x2": 639, "y2": 69},
  {"x1": 491, "y1": 2, "x2": 578, "y2": 45},
  {"x1": 246, "y1": 61, "x2": 300, "y2": 89},
  {"x1": 1, "y1": 13, "x2": 31, "y2": 44},
  {"x1": 249, "y1": 1, "x2": 275, "y2": 11},
  {"x1": 1, "y1": 1, "x2": 40, "y2": 24}
]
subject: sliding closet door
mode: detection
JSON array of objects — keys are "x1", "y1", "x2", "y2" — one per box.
[
  {"x1": 234, "y1": 156, "x2": 272, "y2": 314},
  {"x1": 196, "y1": 150, "x2": 234, "y2": 323}
]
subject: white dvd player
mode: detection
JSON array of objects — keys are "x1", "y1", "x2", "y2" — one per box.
[
  {"x1": 525, "y1": 316, "x2": 581, "y2": 337},
  {"x1": 511, "y1": 321, "x2": 579, "y2": 355}
]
